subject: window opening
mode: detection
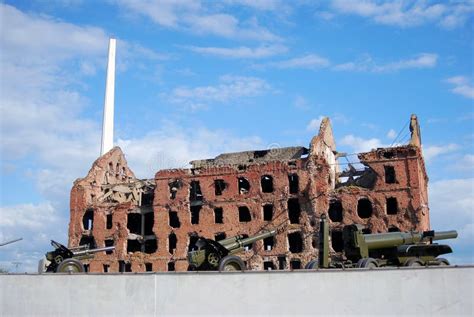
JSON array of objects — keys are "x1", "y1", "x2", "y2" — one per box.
[
  {"x1": 106, "y1": 214, "x2": 113, "y2": 229},
  {"x1": 145, "y1": 263, "x2": 153, "y2": 272},
  {"x1": 238, "y1": 206, "x2": 252, "y2": 222},
  {"x1": 263, "y1": 236, "x2": 274, "y2": 251},
  {"x1": 384, "y1": 166, "x2": 396, "y2": 184},
  {"x1": 289, "y1": 174, "x2": 299, "y2": 194},
  {"x1": 263, "y1": 204, "x2": 273, "y2": 221},
  {"x1": 214, "y1": 179, "x2": 226, "y2": 196},
  {"x1": 190, "y1": 205, "x2": 201, "y2": 224},
  {"x1": 328, "y1": 200, "x2": 343, "y2": 222},
  {"x1": 261, "y1": 175, "x2": 274, "y2": 193},
  {"x1": 288, "y1": 232, "x2": 303, "y2": 253},
  {"x1": 169, "y1": 233, "x2": 177, "y2": 254},
  {"x1": 357, "y1": 198, "x2": 373, "y2": 218},
  {"x1": 169, "y1": 211, "x2": 180, "y2": 228},
  {"x1": 189, "y1": 181, "x2": 203, "y2": 201},
  {"x1": 331, "y1": 231, "x2": 344, "y2": 252},
  {"x1": 238, "y1": 177, "x2": 250, "y2": 194},
  {"x1": 105, "y1": 239, "x2": 114, "y2": 254},
  {"x1": 214, "y1": 207, "x2": 223, "y2": 223},
  {"x1": 290, "y1": 259, "x2": 301, "y2": 270},
  {"x1": 287, "y1": 198, "x2": 301, "y2": 224},
  {"x1": 263, "y1": 261, "x2": 275, "y2": 270},
  {"x1": 83, "y1": 208, "x2": 94, "y2": 230},
  {"x1": 386, "y1": 197, "x2": 398, "y2": 215}
]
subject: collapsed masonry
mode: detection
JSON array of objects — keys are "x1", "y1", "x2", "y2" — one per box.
[{"x1": 68, "y1": 115, "x2": 430, "y2": 272}]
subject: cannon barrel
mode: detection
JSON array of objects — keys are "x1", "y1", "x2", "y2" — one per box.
[
  {"x1": 219, "y1": 235, "x2": 245, "y2": 247},
  {"x1": 223, "y1": 230, "x2": 276, "y2": 251},
  {"x1": 363, "y1": 230, "x2": 458, "y2": 250},
  {"x1": 72, "y1": 246, "x2": 115, "y2": 256}
]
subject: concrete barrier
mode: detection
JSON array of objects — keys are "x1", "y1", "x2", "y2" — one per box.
[{"x1": 1, "y1": 266, "x2": 473, "y2": 316}]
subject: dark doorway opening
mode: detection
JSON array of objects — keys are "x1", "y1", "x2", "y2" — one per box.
[
  {"x1": 288, "y1": 232, "x2": 303, "y2": 253},
  {"x1": 169, "y1": 211, "x2": 180, "y2": 228},
  {"x1": 263, "y1": 204, "x2": 273, "y2": 221},
  {"x1": 357, "y1": 198, "x2": 373, "y2": 218},
  {"x1": 288, "y1": 174, "x2": 299, "y2": 194},
  {"x1": 214, "y1": 207, "x2": 223, "y2": 223},
  {"x1": 190, "y1": 205, "x2": 201, "y2": 224},
  {"x1": 328, "y1": 200, "x2": 343, "y2": 222},
  {"x1": 287, "y1": 198, "x2": 301, "y2": 224},
  {"x1": 386, "y1": 197, "x2": 398, "y2": 215}
]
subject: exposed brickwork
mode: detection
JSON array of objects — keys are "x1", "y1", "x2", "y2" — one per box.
[{"x1": 68, "y1": 115, "x2": 430, "y2": 272}]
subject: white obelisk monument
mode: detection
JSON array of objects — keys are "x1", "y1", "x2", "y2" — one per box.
[{"x1": 100, "y1": 38, "x2": 116, "y2": 156}]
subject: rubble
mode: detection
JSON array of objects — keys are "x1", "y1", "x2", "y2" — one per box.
[{"x1": 68, "y1": 115, "x2": 430, "y2": 272}]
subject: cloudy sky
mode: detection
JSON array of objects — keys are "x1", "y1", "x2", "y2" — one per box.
[{"x1": 0, "y1": 0, "x2": 473, "y2": 272}]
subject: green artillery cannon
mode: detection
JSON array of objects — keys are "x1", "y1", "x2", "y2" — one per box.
[
  {"x1": 188, "y1": 230, "x2": 276, "y2": 271},
  {"x1": 38, "y1": 240, "x2": 115, "y2": 273},
  {"x1": 307, "y1": 215, "x2": 458, "y2": 269}
]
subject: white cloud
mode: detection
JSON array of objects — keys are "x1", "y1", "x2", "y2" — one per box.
[
  {"x1": 331, "y1": 0, "x2": 474, "y2": 29},
  {"x1": 114, "y1": 0, "x2": 281, "y2": 41},
  {"x1": 168, "y1": 75, "x2": 272, "y2": 110},
  {"x1": 293, "y1": 95, "x2": 311, "y2": 110},
  {"x1": 334, "y1": 53, "x2": 438, "y2": 73},
  {"x1": 339, "y1": 134, "x2": 385, "y2": 153},
  {"x1": 386, "y1": 129, "x2": 397, "y2": 139},
  {"x1": 185, "y1": 44, "x2": 287, "y2": 59},
  {"x1": 423, "y1": 143, "x2": 459, "y2": 162},
  {"x1": 429, "y1": 178, "x2": 474, "y2": 263},
  {"x1": 306, "y1": 116, "x2": 325, "y2": 132},
  {"x1": 445, "y1": 76, "x2": 474, "y2": 99},
  {"x1": 270, "y1": 54, "x2": 331, "y2": 69}
]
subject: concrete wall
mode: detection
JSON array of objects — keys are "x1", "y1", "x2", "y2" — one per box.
[{"x1": 1, "y1": 266, "x2": 472, "y2": 316}]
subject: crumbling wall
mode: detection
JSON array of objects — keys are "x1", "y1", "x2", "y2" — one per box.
[{"x1": 68, "y1": 116, "x2": 431, "y2": 272}]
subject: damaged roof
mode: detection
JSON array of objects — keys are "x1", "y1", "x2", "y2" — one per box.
[{"x1": 190, "y1": 146, "x2": 309, "y2": 168}]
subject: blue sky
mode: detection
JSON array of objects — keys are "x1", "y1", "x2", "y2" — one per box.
[{"x1": 0, "y1": 0, "x2": 473, "y2": 272}]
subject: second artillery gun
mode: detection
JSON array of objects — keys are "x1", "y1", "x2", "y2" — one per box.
[
  {"x1": 306, "y1": 215, "x2": 458, "y2": 269},
  {"x1": 188, "y1": 230, "x2": 276, "y2": 271},
  {"x1": 38, "y1": 240, "x2": 115, "y2": 273}
]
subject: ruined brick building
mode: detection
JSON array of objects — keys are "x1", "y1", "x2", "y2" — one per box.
[{"x1": 68, "y1": 115, "x2": 430, "y2": 272}]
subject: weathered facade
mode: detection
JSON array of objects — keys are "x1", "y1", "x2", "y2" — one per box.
[{"x1": 68, "y1": 115, "x2": 430, "y2": 272}]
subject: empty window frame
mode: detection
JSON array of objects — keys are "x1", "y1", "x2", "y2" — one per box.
[
  {"x1": 190, "y1": 205, "x2": 201, "y2": 224},
  {"x1": 287, "y1": 198, "x2": 301, "y2": 224},
  {"x1": 144, "y1": 239, "x2": 158, "y2": 254},
  {"x1": 263, "y1": 236, "x2": 275, "y2": 251},
  {"x1": 290, "y1": 259, "x2": 301, "y2": 270},
  {"x1": 288, "y1": 232, "x2": 303, "y2": 253},
  {"x1": 168, "y1": 262, "x2": 175, "y2": 271},
  {"x1": 331, "y1": 231, "x2": 344, "y2": 252},
  {"x1": 388, "y1": 226, "x2": 400, "y2": 232},
  {"x1": 145, "y1": 263, "x2": 153, "y2": 272},
  {"x1": 141, "y1": 192, "x2": 154, "y2": 206},
  {"x1": 79, "y1": 235, "x2": 96, "y2": 249},
  {"x1": 189, "y1": 181, "x2": 203, "y2": 201},
  {"x1": 278, "y1": 256, "x2": 287, "y2": 270},
  {"x1": 127, "y1": 239, "x2": 141, "y2": 253},
  {"x1": 263, "y1": 261, "x2": 275, "y2": 270},
  {"x1": 105, "y1": 239, "x2": 114, "y2": 254},
  {"x1": 261, "y1": 175, "x2": 274, "y2": 193},
  {"x1": 238, "y1": 177, "x2": 250, "y2": 194},
  {"x1": 214, "y1": 179, "x2": 226, "y2": 196},
  {"x1": 384, "y1": 166, "x2": 396, "y2": 184},
  {"x1": 238, "y1": 206, "x2": 252, "y2": 222},
  {"x1": 127, "y1": 213, "x2": 141, "y2": 234},
  {"x1": 103, "y1": 264, "x2": 109, "y2": 273},
  {"x1": 188, "y1": 235, "x2": 199, "y2": 252},
  {"x1": 106, "y1": 214, "x2": 113, "y2": 229},
  {"x1": 169, "y1": 211, "x2": 181, "y2": 228},
  {"x1": 288, "y1": 174, "x2": 299, "y2": 194},
  {"x1": 168, "y1": 180, "x2": 182, "y2": 200},
  {"x1": 328, "y1": 200, "x2": 343, "y2": 222},
  {"x1": 386, "y1": 197, "x2": 398, "y2": 215},
  {"x1": 214, "y1": 207, "x2": 223, "y2": 223},
  {"x1": 263, "y1": 204, "x2": 274, "y2": 221},
  {"x1": 357, "y1": 198, "x2": 373, "y2": 218},
  {"x1": 168, "y1": 233, "x2": 177, "y2": 254},
  {"x1": 83, "y1": 208, "x2": 94, "y2": 230}
]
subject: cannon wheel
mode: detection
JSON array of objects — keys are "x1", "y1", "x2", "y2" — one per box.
[
  {"x1": 207, "y1": 252, "x2": 220, "y2": 267},
  {"x1": 305, "y1": 260, "x2": 319, "y2": 270},
  {"x1": 356, "y1": 258, "x2": 378, "y2": 269},
  {"x1": 436, "y1": 258, "x2": 450, "y2": 266},
  {"x1": 218, "y1": 255, "x2": 245, "y2": 271},
  {"x1": 56, "y1": 258, "x2": 85, "y2": 273},
  {"x1": 404, "y1": 258, "x2": 424, "y2": 267}
]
